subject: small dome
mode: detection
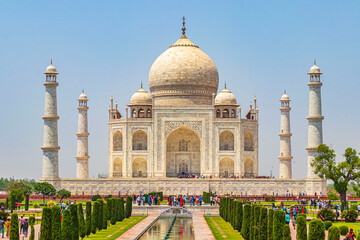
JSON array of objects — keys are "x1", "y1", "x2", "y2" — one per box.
[
  {"x1": 79, "y1": 92, "x2": 88, "y2": 100},
  {"x1": 45, "y1": 60, "x2": 58, "y2": 74},
  {"x1": 130, "y1": 87, "x2": 152, "y2": 105},
  {"x1": 215, "y1": 88, "x2": 237, "y2": 105},
  {"x1": 309, "y1": 64, "x2": 320, "y2": 74},
  {"x1": 281, "y1": 93, "x2": 290, "y2": 101}
]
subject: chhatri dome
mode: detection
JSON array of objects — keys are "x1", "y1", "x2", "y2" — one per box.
[
  {"x1": 280, "y1": 92, "x2": 290, "y2": 101},
  {"x1": 308, "y1": 60, "x2": 322, "y2": 74},
  {"x1": 44, "y1": 59, "x2": 58, "y2": 74},
  {"x1": 149, "y1": 17, "x2": 219, "y2": 106},
  {"x1": 215, "y1": 83, "x2": 237, "y2": 105},
  {"x1": 130, "y1": 83, "x2": 152, "y2": 105},
  {"x1": 78, "y1": 90, "x2": 88, "y2": 100}
]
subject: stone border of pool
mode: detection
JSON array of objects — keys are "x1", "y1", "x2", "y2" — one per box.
[
  {"x1": 193, "y1": 214, "x2": 216, "y2": 240},
  {"x1": 116, "y1": 215, "x2": 160, "y2": 240}
]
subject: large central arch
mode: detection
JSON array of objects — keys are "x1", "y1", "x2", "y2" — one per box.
[{"x1": 166, "y1": 127, "x2": 201, "y2": 177}]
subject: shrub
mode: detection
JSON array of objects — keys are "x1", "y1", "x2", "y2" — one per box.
[
  {"x1": 339, "y1": 225, "x2": 348, "y2": 236},
  {"x1": 47, "y1": 200, "x2": 57, "y2": 207},
  {"x1": 328, "y1": 226, "x2": 340, "y2": 240},
  {"x1": 108, "y1": 198, "x2": 116, "y2": 225},
  {"x1": 96, "y1": 199, "x2": 104, "y2": 231},
  {"x1": 296, "y1": 216, "x2": 307, "y2": 240},
  {"x1": 317, "y1": 208, "x2": 336, "y2": 222},
  {"x1": 0, "y1": 211, "x2": 9, "y2": 221},
  {"x1": 10, "y1": 213, "x2": 19, "y2": 240},
  {"x1": 102, "y1": 202, "x2": 108, "y2": 230},
  {"x1": 70, "y1": 204, "x2": 79, "y2": 240},
  {"x1": 324, "y1": 221, "x2": 332, "y2": 230},
  {"x1": 265, "y1": 196, "x2": 276, "y2": 202},
  {"x1": 119, "y1": 197, "x2": 125, "y2": 221},
  {"x1": 234, "y1": 201, "x2": 243, "y2": 231},
  {"x1": 104, "y1": 195, "x2": 112, "y2": 202},
  {"x1": 25, "y1": 194, "x2": 30, "y2": 211},
  {"x1": 259, "y1": 207, "x2": 267, "y2": 240},
  {"x1": 341, "y1": 209, "x2": 359, "y2": 222},
  {"x1": 229, "y1": 199, "x2": 234, "y2": 226},
  {"x1": 298, "y1": 213, "x2": 306, "y2": 220},
  {"x1": 115, "y1": 198, "x2": 121, "y2": 221},
  {"x1": 241, "y1": 204, "x2": 251, "y2": 240},
  {"x1": 250, "y1": 204, "x2": 255, "y2": 240},
  {"x1": 125, "y1": 196, "x2": 132, "y2": 218},
  {"x1": 40, "y1": 207, "x2": 52, "y2": 240},
  {"x1": 267, "y1": 208, "x2": 274, "y2": 240},
  {"x1": 253, "y1": 205, "x2": 261, "y2": 238},
  {"x1": 61, "y1": 209, "x2": 72, "y2": 239},
  {"x1": 29, "y1": 216, "x2": 35, "y2": 240},
  {"x1": 327, "y1": 192, "x2": 339, "y2": 200},
  {"x1": 308, "y1": 219, "x2": 325, "y2": 240},
  {"x1": 91, "y1": 201, "x2": 99, "y2": 234},
  {"x1": 273, "y1": 210, "x2": 285, "y2": 240},
  {"x1": 283, "y1": 224, "x2": 291, "y2": 240},
  {"x1": 91, "y1": 194, "x2": 102, "y2": 201},
  {"x1": 85, "y1": 201, "x2": 91, "y2": 236},
  {"x1": 51, "y1": 206, "x2": 61, "y2": 240},
  {"x1": 78, "y1": 204, "x2": 86, "y2": 239}
]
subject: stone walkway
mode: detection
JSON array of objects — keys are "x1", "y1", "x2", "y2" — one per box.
[
  {"x1": 193, "y1": 214, "x2": 216, "y2": 240},
  {"x1": 116, "y1": 214, "x2": 159, "y2": 240},
  {"x1": 3, "y1": 224, "x2": 41, "y2": 240},
  {"x1": 289, "y1": 220, "x2": 328, "y2": 239}
]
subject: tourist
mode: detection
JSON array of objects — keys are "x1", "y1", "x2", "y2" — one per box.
[
  {"x1": 23, "y1": 218, "x2": 29, "y2": 237},
  {"x1": 5, "y1": 218, "x2": 10, "y2": 237},
  {"x1": 199, "y1": 195, "x2": 203, "y2": 206},
  {"x1": 346, "y1": 228, "x2": 356, "y2": 240},
  {"x1": 210, "y1": 195, "x2": 213, "y2": 206},
  {"x1": 137, "y1": 196, "x2": 141, "y2": 206},
  {"x1": 357, "y1": 203, "x2": 360, "y2": 214},
  {"x1": 20, "y1": 215, "x2": 25, "y2": 234},
  {"x1": 0, "y1": 217, "x2": 5, "y2": 238},
  {"x1": 142, "y1": 196, "x2": 146, "y2": 206},
  {"x1": 285, "y1": 213, "x2": 290, "y2": 224},
  {"x1": 336, "y1": 209, "x2": 339, "y2": 222}
]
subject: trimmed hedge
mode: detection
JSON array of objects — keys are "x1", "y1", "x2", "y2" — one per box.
[
  {"x1": 91, "y1": 195, "x2": 102, "y2": 201},
  {"x1": 325, "y1": 221, "x2": 332, "y2": 230},
  {"x1": 29, "y1": 216, "x2": 35, "y2": 240},
  {"x1": 259, "y1": 207, "x2": 267, "y2": 240},
  {"x1": 78, "y1": 203, "x2": 86, "y2": 239},
  {"x1": 253, "y1": 205, "x2": 261, "y2": 239},
  {"x1": 125, "y1": 196, "x2": 132, "y2": 218},
  {"x1": 70, "y1": 204, "x2": 79, "y2": 240},
  {"x1": 267, "y1": 208, "x2": 274, "y2": 240},
  {"x1": 91, "y1": 201, "x2": 99, "y2": 234},
  {"x1": 339, "y1": 226, "x2": 348, "y2": 236},
  {"x1": 10, "y1": 213, "x2": 19, "y2": 240},
  {"x1": 341, "y1": 209, "x2": 359, "y2": 222},
  {"x1": 85, "y1": 201, "x2": 92, "y2": 236},
  {"x1": 273, "y1": 210, "x2": 285, "y2": 240},
  {"x1": 317, "y1": 209, "x2": 336, "y2": 222},
  {"x1": 308, "y1": 219, "x2": 325, "y2": 240},
  {"x1": 25, "y1": 194, "x2": 30, "y2": 211},
  {"x1": 298, "y1": 213, "x2": 306, "y2": 220},
  {"x1": 265, "y1": 196, "x2": 276, "y2": 202},
  {"x1": 234, "y1": 201, "x2": 243, "y2": 232},
  {"x1": 61, "y1": 209, "x2": 72, "y2": 239},
  {"x1": 119, "y1": 197, "x2": 125, "y2": 221},
  {"x1": 328, "y1": 226, "x2": 340, "y2": 240},
  {"x1": 51, "y1": 206, "x2": 61, "y2": 240},
  {"x1": 108, "y1": 198, "x2": 116, "y2": 225},
  {"x1": 241, "y1": 204, "x2": 251, "y2": 240},
  {"x1": 96, "y1": 199, "x2": 104, "y2": 231},
  {"x1": 296, "y1": 216, "x2": 307, "y2": 240},
  {"x1": 40, "y1": 207, "x2": 52, "y2": 240},
  {"x1": 283, "y1": 224, "x2": 291, "y2": 240},
  {"x1": 102, "y1": 202, "x2": 108, "y2": 230},
  {"x1": 250, "y1": 204, "x2": 255, "y2": 240},
  {"x1": 202, "y1": 192, "x2": 215, "y2": 204}
]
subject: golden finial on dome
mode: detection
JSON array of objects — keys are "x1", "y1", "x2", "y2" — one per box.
[
  {"x1": 314, "y1": 59, "x2": 316, "y2": 65},
  {"x1": 51, "y1": 59, "x2": 52, "y2": 65},
  {"x1": 181, "y1": 16, "x2": 186, "y2": 38},
  {"x1": 141, "y1": 81, "x2": 143, "y2": 89},
  {"x1": 224, "y1": 81, "x2": 227, "y2": 89}
]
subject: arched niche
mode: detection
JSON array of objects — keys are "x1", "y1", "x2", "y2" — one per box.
[
  {"x1": 132, "y1": 130, "x2": 147, "y2": 150},
  {"x1": 244, "y1": 130, "x2": 254, "y2": 151},
  {"x1": 219, "y1": 130, "x2": 234, "y2": 151},
  {"x1": 132, "y1": 157, "x2": 147, "y2": 178},
  {"x1": 113, "y1": 131, "x2": 123, "y2": 151},
  {"x1": 219, "y1": 157, "x2": 234, "y2": 178}
]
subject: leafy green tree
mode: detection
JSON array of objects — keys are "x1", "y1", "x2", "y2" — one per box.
[
  {"x1": 10, "y1": 213, "x2": 19, "y2": 240},
  {"x1": 241, "y1": 204, "x2": 251, "y2": 240},
  {"x1": 234, "y1": 201, "x2": 243, "y2": 232},
  {"x1": 85, "y1": 201, "x2": 92, "y2": 236},
  {"x1": 25, "y1": 194, "x2": 30, "y2": 211},
  {"x1": 267, "y1": 208, "x2": 274, "y2": 240},
  {"x1": 57, "y1": 189, "x2": 71, "y2": 201},
  {"x1": 102, "y1": 202, "x2": 108, "y2": 230},
  {"x1": 125, "y1": 196, "x2": 132, "y2": 218},
  {"x1": 34, "y1": 182, "x2": 56, "y2": 205},
  {"x1": 328, "y1": 226, "x2": 340, "y2": 240},
  {"x1": 259, "y1": 207, "x2": 268, "y2": 240},
  {"x1": 40, "y1": 207, "x2": 52, "y2": 240},
  {"x1": 91, "y1": 201, "x2": 99, "y2": 234},
  {"x1": 78, "y1": 204, "x2": 86, "y2": 239},
  {"x1": 327, "y1": 192, "x2": 339, "y2": 200},
  {"x1": 9, "y1": 189, "x2": 24, "y2": 208},
  {"x1": 29, "y1": 216, "x2": 35, "y2": 240},
  {"x1": 282, "y1": 224, "x2": 291, "y2": 240},
  {"x1": 308, "y1": 219, "x2": 325, "y2": 240},
  {"x1": 96, "y1": 199, "x2": 104, "y2": 231},
  {"x1": 70, "y1": 204, "x2": 79, "y2": 240},
  {"x1": 296, "y1": 216, "x2": 307, "y2": 240},
  {"x1": 273, "y1": 210, "x2": 285, "y2": 240},
  {"x1": 6, "y1": 181, "x2": 33, "y2": 195},
  {"x1": 51, "y1": 206, "x2": 61, "y2": 240},
  {"x1": 311, "y1": 144, "x2": 360, "y2": 208},
  {"x1": 61, "y1": 209, "x2": 72, "y2": 240}
]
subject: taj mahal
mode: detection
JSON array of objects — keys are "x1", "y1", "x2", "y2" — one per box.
[{"x1": 40, "y1": 19, "x2": 326, "y2": 195}]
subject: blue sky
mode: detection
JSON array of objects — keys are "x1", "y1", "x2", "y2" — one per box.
[{"x1": 1, "y1": 1, "x2": 360, "y2": 179}]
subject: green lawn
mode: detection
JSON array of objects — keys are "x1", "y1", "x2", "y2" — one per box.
[
  {"x1": 331, "y1": 222, "x2": 360, "y2": 236},
  {"x1": 84, "y1": 216, "x2": 146, "y2": 240},
  {"x1": 205, "y1": 216, "x2": 244, "y2": 240}
]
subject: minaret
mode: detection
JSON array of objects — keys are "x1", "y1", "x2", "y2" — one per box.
[
  {"x1": 41, "y1": 60, "x2": 60, "y2": 179},
  {"x1": 76, "y1": 91, "x2": 90, "y2": 178},
  {"x1": 279, "y1": 91, "x2": 293, "y2": 179},
  {"x1": 306, "y1": 60, "x2": 323, "y2": 178}
]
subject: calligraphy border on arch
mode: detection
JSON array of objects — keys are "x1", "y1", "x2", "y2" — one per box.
[{"x1": 164, "y1": 121, "x2": 202, "y2": 136}]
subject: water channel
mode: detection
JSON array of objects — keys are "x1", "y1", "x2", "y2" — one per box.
[{"x1": 139, "y1": 216, "x2": 194, "y2": 240}]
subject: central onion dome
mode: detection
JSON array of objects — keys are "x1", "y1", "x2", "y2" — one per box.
[{"x1": 149, "y1": 21, "x2": 219, "y2": 106}]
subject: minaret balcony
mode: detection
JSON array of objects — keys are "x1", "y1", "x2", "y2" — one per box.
[
  {"x1": 278, "y1": 156, "x2": 293, "y2": 160},
  {"x1": 42, "y1": 115, "x2": 59, "y2": 120},
  {"x1": 306, "y1": 116, "x2": 324, "y2": 121},
  {"x1": 279, "y1": 133, "x2": 292, "y2": 137}
]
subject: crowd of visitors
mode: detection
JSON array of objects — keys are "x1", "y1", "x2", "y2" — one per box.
[{"x1": 177, "y1": 173, "x2": 275, "y2": 179}]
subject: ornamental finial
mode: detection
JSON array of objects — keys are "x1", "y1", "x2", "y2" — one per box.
[
  {"x1": 51, "y1": 59, "x2": 53, "y2": 65},
  {"x1": 224, "y1": 81, "x2": 227, "y2": 89},
  {"x1": 182, "y1": 16, "x2": 186, "y2": 37},
  {"x1": 141, "y1": 81, "x2": 143, "y2": 89},
  {"x1": 314, "y1": 59, "x2": 316, "y2": 65}
]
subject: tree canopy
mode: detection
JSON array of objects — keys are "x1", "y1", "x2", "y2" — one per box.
[
  {"x1": 34, "y1": 182, "x2": 56, "y2": 204},
  {"x1": 57, "y1": 189, "x2": 71, "y2": 201}
]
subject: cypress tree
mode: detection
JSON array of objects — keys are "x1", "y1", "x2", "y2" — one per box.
[
  {"x1": 61, "y1": 209, "x2": 72, "y2": 240},
  {"x1": 328, "y1": 226, "x2": 340, "y2": 240},
  {"x1": 267, "y1": 208, "x2": 274, "y2": 240},
  {"x1": 283, "y1": 224, "x2": 291, "y2": 240},
  {"x1": 252, "y1": 205, "x2": 261, "y2": 240},
  {"x1": 115, "y1": 198, "x2": 121, "y2": 221},
  {"x1": 96, "y1": 199, "x2": 104, "y2": 231},
  {"x1": 125, "y1": 196, "x2": 132, "y2": 218},
  {"x1": 10, "y1": 213, "x2": 19, "y2": 240},
  {"x1": 29, "y1": 216, "x2": 35, "y2": 240},
  {"x1": 259, "y1": 207, "x2": 268, "y2": 240},
  {"x1": 102, "y1": 202, "x2": 108, "y2": 230},
  {"x1": 25, "y1": 194, "x2": 30, "y2": 211},
  {"x1": 91, "y1": 201, "x2": 99, "y2": 234},
  {"x1": 222, "y1": 197, "x2": 227, "y2": 220},
  {"x1": 273, "y1": 210, "x2": 285, "y2": 240},
  {"x1": 231, "y1": 200, "x2": 237, "y2": 229},
  {"x1": 235, "y1": 201, "x2": 243, "y2": 232},
  {"x1": 78, "y1": 204, "x2": 86, "y2": 239},
  {"x1": 119, "y1": 197, "x2": 125, "y2": 221},
  {"x1": 241, "y1": 204, "x2": 251, "y2": 240},
  {"x1": 40, "y1": 207, "x2": 52, "y2": 240},
  {"x1": 70, "y1": 204, "x2": 79, "y2": 240},
  {"x1": 10, "y1": 194, "x2": 15, "y2": 213},
  {"x1": 249, "y1": 204, "x2": 255, "y2": 240},
  {"x1": 308, "y1": 219, "x2": 325, "y2": 240},
  {"x1": 51, "y1": 206, "x2": 61, "y2": 240},
  {"x1": 229, "y1": 199, "x2": 234, "y2": 225},
  {"x1": 296, "y1": 216, "x2": 307, "y2": 240},
  {"x1": 85, "y1": 201, "x2": 92, "y2": 236},
  {"x1": 109, "y1": 199, "x2": 116, "y2": 225}
]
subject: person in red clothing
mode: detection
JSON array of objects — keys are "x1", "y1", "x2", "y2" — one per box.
[{"x1": 346, "y1": 228, "x2": 356, "y2": 240}]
